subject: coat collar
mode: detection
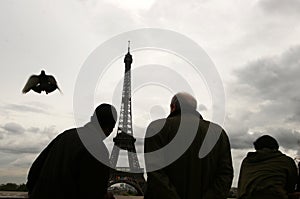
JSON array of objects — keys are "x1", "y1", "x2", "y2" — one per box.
[
  {"x1": 167, "y1": 109, "x2": 203, "y2": 120},
  {"x1": 83, "y1": 121, "x2": 107, "y2": 141}
]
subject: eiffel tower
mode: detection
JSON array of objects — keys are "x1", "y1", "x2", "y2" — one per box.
[{"x1": 108, "y1": 41, "x2": 146, "y2": 195}]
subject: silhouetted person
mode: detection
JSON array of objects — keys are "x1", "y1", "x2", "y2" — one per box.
[
  {"x1": 26, "y1": 104, "x2": 117, "y2": 199},
  {"x1": 297, "y1": 162, "x2": 300, "y2": 191},
  {"x1": 144, "y1": 92, "x2": 233, "y2": 199},
  {"x1": 237, "y1": 135, "x2": 297, "y2": 199},
  {"x1": 22, "y1": 70, "x2": 62, "y2": 94}
]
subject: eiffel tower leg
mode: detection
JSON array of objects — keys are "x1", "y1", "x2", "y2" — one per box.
[{"x1": 110, "y1": 145, "x2": 120, "y2": 168}]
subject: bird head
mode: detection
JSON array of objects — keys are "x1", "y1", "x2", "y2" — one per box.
[{"x1": 40, "y1": 70, "x2": 46, "y2": 76}]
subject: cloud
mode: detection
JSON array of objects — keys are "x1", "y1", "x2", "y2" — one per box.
[
  {"x1": 233, "y1": 46, "x2": 300, "y2": 121},
  {"x1": 259, "y1": 0, "x2": 300, "y2": 16},
  {"x1": 229, "y1": 128, "x2": 300, "y2": 152},
  {"x1": 198, "y1": 104, "x2": 207, "y2": 111},
  {"x1": 103, "y1": 0, "x2": 156, "y2": 10},
  {"x1": 1, "y1": 0, "x2": 300, "y2": 185},
  {"x1": 227, "y1": 45, "x2": 300, "y2": 154},
  {"x1": 270, "y1": 128, "x2": 300, "y2": 151},
  {"x1": 0, "y1": 122, "x2": 57, "y2": 155},
  {"x1": 3, "y1": 103, "x2": 48, "y2": 114},
  {"x1": 229, "y1": 133, "x2": 254, "y2": 150},
  {"x1": 75, "y1": 0, "x2": 143, "y2": 36},
  {"x1": 10, "y1": 155, "x2": 36, "y2": 168},
  {"x1": 27, "y1": 127, "x2": 40, "y2": 133},
  {"x1": 0, "y1": 122, "x2": 58, "y2": 184},
  {"x1": 0, "y1": 146, "x2": 42, "y2": 154},
  {"x1": 2, "y1": 122, "x2": 25, "y2": 134}
]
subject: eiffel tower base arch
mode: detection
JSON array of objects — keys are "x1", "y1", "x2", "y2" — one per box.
[{"x1": 108, "y1": 169, "x2": 146, "y2": 196}]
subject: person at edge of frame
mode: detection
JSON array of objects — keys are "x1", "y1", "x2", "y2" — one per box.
[{"x1": 237, "y1": 135, "x2": 298, "y2": 199}]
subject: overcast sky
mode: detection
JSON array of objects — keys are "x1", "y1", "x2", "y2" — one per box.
[{"x1": 1, "y1": 0, "x2": 300, "y2": 187}]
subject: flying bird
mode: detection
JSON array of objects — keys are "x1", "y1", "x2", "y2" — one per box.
[{"x1": 22, "y1": 70, "x2": 62, "y2": 94}]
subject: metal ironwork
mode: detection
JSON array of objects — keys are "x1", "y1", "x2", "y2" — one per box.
[{"x1": 109, "y1": 42, "x2": 146, "y2": 195}]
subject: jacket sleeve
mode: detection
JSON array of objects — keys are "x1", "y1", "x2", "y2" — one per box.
[
  {"x1": 144, "y1": 121, "x2": 181, "y2": 199},
  {"x1": 286, "y1": 157, "x2": 298, "y2": 193},
  {"x1": 26, "y1": 139, "x2": 56, "y2": 194},
  {"x1": 203, "y1": 131, "x2": 234, "y2": 199}
]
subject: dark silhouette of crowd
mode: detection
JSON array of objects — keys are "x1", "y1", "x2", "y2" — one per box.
[{"x1": 26, "y1": 93, "x2": 299, "y2": 199}]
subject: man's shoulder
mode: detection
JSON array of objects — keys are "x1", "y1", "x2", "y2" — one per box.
[
  {"x1": 200, "y1": 119, "x2": 221, "y2": 128},
  {"x1": 53, "y1": 128, "x2": 81, "y2": 145},
  {"x1": 278, "y1": 151, "x2": 296, "y2": 163},
  {"x1": 149, "y1": 118, "x2": 167, "y2": 126},
  {"x1": 62, "y1": 127, "x2": 77, "y2": 133},
  {"x1": 199, "y1": 119, "x2": 227, "y2": 133},
  {"x1": 146, "y1": 118, "x2": 167, "y2": 137},
  {"x1": 54, "y1": 128, "x2": 75, "y2": 139}
]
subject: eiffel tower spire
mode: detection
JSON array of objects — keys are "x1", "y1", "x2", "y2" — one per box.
[
  {"x1": 124, "y1": 40, "x2": 132, "y2": 72},
  {"x1": 109, "y1": 42, "x2": 145, "y2": 195},
  {"x1": 128, "y1": 40, "x2": 130, "y2": 53}
]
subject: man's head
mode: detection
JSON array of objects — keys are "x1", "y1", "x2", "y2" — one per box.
[
  {"x1": 91, "y1": 104, "x2": 117, "y2": 137},
  {"x1": 253, "y1": 135, "x2": 279, "y2": 150},
  {"x1": 170, "y1": 92, "x2": 197, "y2": 113}
]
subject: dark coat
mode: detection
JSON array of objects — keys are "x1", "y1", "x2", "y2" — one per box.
[
  {"x1": 237, "y1": 149, "x2": 298, "y2": 199},
  {"x1": 26, "y1": 123, "x2": 110, "y2": 199},
  {"x1": 144, "y1": 110, "x2": 233, "y2": 199}
]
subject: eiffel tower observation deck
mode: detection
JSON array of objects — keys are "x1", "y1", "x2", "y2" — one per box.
[{"x1": 109, "y1": 41, "x2": 146, "y2": 195}]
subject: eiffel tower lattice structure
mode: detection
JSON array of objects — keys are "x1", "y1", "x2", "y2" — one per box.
[{"x1": 108, "y1": 42, "x2": 146, "y2": 195}]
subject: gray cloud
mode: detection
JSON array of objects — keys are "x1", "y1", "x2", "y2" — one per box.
[
  {"x1": 229, "y1": 133, "x2": 254, "y2": 149},
  {"x1": 27, "y1": 127, "x2": 40, "y2": 133},
  {"x1": 198, "y1": 104, "x2": 207, "y2": 111},
  {"x1": 0, "y1": 122, "x2": 56, "y2": 155},
  {"x1": 2, "y1": 122, "x2": 25, "y2": 134},
  {"x1": 233, "y1": 45, "x2": 300, "y2": 122},
  {"x1": 271, "y1": 128, "x2": 300, "y2": 151},
  {"x1": 259, "y1": 0, "x2": 300, "y2": 16},
  {"x1": 3, "y1": 103, "x2": 48, "y2": 114},
  {"x1": 75, "y1": 0, "x2": 141, "y2": 36},
  {"x1": 10, "y1": 156, "x2": 34, "y2": 168},
  {"x1": 1, "y1": 0, "x2": 300, "y2": 185},
  {"x1": 230, "y1": 128, "x2": 300, "y2": 153},
  {"x1": 0, "y1": 146, "x2": 42, "y2": 154},
  {"x1": 227, "y1": 45, "x2": 300, "y2": 153},
  {"x1": 286, "y1": 108, "x2": 300, "y2": 123}
]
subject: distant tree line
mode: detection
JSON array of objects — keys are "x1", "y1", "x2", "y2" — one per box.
[{"x1": 0, "y1": 183, "x2": 27, "y2": 191}]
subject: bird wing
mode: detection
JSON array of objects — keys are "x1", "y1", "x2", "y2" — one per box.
[
  {"x1": 48, "y1": 75, "x2": 62, "y2": 93},
  {"x1": 22, "y1": 75, "x2": 40, "y2": 93}
]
